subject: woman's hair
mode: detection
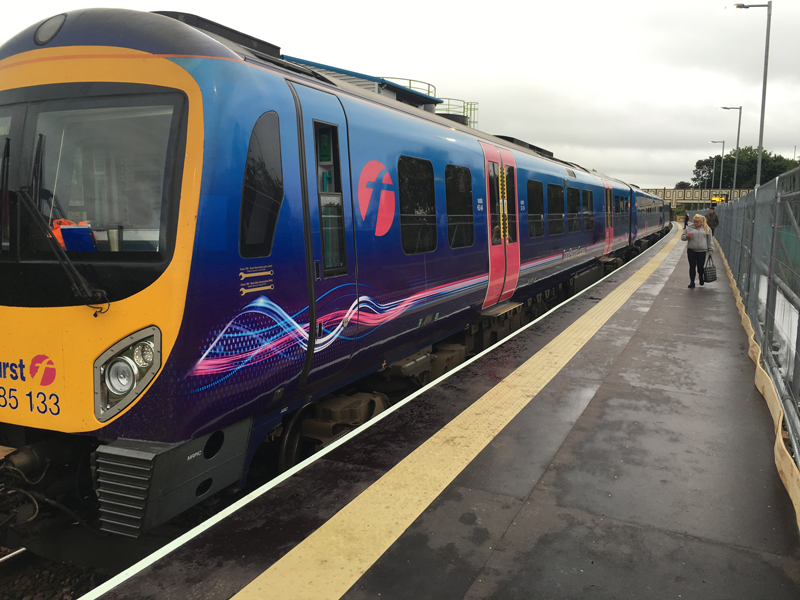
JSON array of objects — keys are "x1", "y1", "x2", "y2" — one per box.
[{"x1": 693, "y1": 214, "x2": 710, "y2": 233}]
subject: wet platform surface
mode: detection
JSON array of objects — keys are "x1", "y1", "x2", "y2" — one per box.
[{"x1": 90, "y1": 229, "x2": 800, "y2": 600}]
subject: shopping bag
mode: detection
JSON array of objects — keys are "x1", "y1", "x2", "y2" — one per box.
[{"x1": 704, "y1": 256, "x2": 717, "y2": 282}]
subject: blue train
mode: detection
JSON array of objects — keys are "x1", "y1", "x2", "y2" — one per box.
[{"x1": 0, "y1": 9, "x2": 669, "y2": 553}]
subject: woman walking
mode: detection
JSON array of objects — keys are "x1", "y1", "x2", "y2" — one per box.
[{"x1": 681, "y1": 214, "x2": 713, "y2": 288}]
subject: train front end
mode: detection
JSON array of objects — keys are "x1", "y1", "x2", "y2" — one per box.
[{"x1": 0, "y1": 11, "x2": 207, "y2": 553}]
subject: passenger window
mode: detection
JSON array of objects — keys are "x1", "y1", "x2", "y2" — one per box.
[
  {"x1": 527, "y1": 180, "x2": 544, "y2": 238},
  {"x1": 506, "y1": 166, "x2": 517, "y2": 243},
  {"x1": 314, "y1": 122, "x2": 346, "y2": 276},
  {"x1": 567, "y1": 187, "x2": 581, "y2": 233},
  {"x1": 582, "y1": 190, "x2": 593, "y2": 230},
  {"x1": 240, "y1": 111, "x2": 284, "y2": 258},
  {"x1": 398, "y1": 155, "x2": 437, "y2": 254},
  {"x1": 445, "y1": 165, "x2": 474, "y2": 249},
  {"x1": 547, "y1": 183, "x2": 565, "y2": 235}
]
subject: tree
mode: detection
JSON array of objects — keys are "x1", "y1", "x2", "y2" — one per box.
[
  {"x1": 674, "y1": 181, "x2": 692, "y2": 189},
  {"x1": 690, "y1": 146, "x2": 799, "y2": 189}
]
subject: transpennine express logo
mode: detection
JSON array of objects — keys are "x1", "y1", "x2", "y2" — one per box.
[
  {"x1": 29, "y1": 355, "x2": 57, "y2": 386},
  {"x1": 357, "y1": 160, "x2": 396, "y2": 236}
]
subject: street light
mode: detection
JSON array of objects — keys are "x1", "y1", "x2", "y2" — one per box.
[
  {"x1": 711, "y1": 140, "x2": 725, "y2": 203},
  {"x1": 722, "y1": 106, "x2": 742, "y2": 200},
  {"x1": 734, "y1": 2, "x2": 772, "y2": 187}
]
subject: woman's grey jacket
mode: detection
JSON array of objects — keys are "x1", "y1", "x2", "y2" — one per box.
[{"x1": 681, "y1": 225, "x2": 714, "y2": 253}]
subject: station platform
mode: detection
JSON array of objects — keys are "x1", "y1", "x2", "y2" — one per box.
[{"x1": 86, "y1": 227, "x2": 800, "y2": 600}]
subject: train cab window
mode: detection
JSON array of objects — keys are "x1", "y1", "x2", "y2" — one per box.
[
  {"x1": 506, "y1": 166, "x2": 517, "y2": 243},
  {"x1": 582, "y1": 190, "x2": 593, "y2": 230},
  {"x1": 547, "y1": 183, "x2": 565, "y2": 235},
  {"x1": 240, "y1": 111, "x2": 284, "y2": 258},
  {"x1": 445, "y1": 164, "x2": 474, "y2": 249},
  {"x1": 527, "y1": 180, "x2": 544, "y2": 238},
  {"x1": 314, "y1": 122, "x2": 347, "y2": 276},
  {"x1": 567, "y1": 187, "x2": 580, "y2": 233},
  {"x1": 398, "y1": 155, "x2": 437, "y2": 254}
]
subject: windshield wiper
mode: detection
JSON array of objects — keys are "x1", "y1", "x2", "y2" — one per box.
[
  {"x1": 18, "y1": 187, "x2": 108, "y2": 311},
  {"x1": 18, "y1": 134, "x2": 108, "y2": 313}
]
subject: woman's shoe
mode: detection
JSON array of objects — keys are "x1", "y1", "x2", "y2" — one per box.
[{"x1": 688, "y1": 283, "x2": 695, "y2": 289}]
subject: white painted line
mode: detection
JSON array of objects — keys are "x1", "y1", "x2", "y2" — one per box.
[{"x1": 79, "y1": 227, "x2": 676, "y2": 600}]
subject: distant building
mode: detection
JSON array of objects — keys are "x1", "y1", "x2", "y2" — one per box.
[{"x1": 642, "y1": 187, "x2": 753, "y2": 208}]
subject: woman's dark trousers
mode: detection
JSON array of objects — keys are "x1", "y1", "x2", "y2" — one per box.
[{"x1": 687, "y1": 249, "x2": 706, "y2": 283}]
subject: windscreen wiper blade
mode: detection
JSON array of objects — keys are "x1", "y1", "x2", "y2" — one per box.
[
  {"x1": 18, "y1": 133, "x2": 107, "y2": 311},
  {"x1": 17, "y1": 187, "x2": 108, "y2": 308}
]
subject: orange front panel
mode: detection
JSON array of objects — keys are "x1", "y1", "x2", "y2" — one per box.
[{"x1": 0, "y1": 47, "x2": 205, "y2": 431}]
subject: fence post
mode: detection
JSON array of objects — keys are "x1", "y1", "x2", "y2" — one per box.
[{"x1": 764, "y1": 183, "x2": 781, "y2": 353}]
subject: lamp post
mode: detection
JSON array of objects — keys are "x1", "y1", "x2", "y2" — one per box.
[
  {"x1": 722, "y1": 106, "x2": 742, "y2": 200},
  {"x1": 710, "y1": 157, "x2": 717, "y2": 190},
  {"x1": 712, "y1": 140, "x2": 725, "y2": 203},
  {"x1": 734, "y1": 2, "x2": 772, "y2": 187}
]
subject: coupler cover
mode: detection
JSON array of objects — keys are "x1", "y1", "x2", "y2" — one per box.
[{"x1": 91, "y1": 419, "x2": 251, "y2": 537}]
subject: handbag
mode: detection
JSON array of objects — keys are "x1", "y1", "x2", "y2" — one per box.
[{"x1": 704, "y1": 255, "x2": 717, "y2": 282}]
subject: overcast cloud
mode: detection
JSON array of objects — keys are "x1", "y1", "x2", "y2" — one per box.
[{"x1": 2, "y1": 0, "x2": 798, "y2": 187}]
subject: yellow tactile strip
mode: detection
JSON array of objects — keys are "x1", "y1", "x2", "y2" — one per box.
[
  {"x1": 716, "y1": 245, "x2": 800, "y2": 532},
  {"x1": 234, "y1": 228, "x2": 682, "y2": 600}
]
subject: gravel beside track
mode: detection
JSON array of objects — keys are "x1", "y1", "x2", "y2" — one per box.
[{"x1": 0, "y1": 546, "x2": 108, "y2": 600}]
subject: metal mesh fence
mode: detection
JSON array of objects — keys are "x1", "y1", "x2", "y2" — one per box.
[{"x1": 715, "y1": 167, "x2": 800, "y2": 467}]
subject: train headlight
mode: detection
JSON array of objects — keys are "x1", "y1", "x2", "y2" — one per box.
[
  {"x1": 105, "y1": 357, "x2": 139, "y2": 396},
  {"x1": 133, "y1": 342, "x2": 155, "y2": 368},
  {"x1": 94, "y1": 326, "x2": 162, "y2": 422}
]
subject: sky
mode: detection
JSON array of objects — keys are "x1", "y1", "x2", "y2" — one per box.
[{"x1": 1, "y1": 0, "x2": 798, "y2": 188}]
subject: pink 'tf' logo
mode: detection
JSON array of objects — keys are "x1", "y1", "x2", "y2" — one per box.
[
  {"x1": 30, "y1": 355, "x2": 57, "y2": 386},
  {"x1": 358, "y1": 160, "x2": 396, "y2": 237}
]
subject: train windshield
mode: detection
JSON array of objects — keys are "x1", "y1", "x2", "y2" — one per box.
[
  {"x1": 0, "y1": 84, "x2": 187, "y2": 306},
  {"x1": 20, "y1": 92, "x2": 184, "y2": 257}
]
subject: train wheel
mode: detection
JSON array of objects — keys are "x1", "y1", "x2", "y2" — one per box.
[{"x1": 277, "y1": 404, "x2": 317, "y2": 472}]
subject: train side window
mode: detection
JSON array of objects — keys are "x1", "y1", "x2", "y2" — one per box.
[
  {"x1": 567, "y1": 187, "x2": 580, "y2": 233},
  {"x1": 314, "y1": 122, "x2": 346, "y2": 277},
  {"x1": 547, "y1": 183, "x2": 565, "y2": 235},
  {"x1": 398, "y1": 155, "x2": 437, "y2": 254},
  {"x1": 506, "y1": 166, "x2": 518, "y2": 243},
  {"x1": 445, "y1": 164, "x2": 474, "y2": 249},
  {"x1": 614, "y1": 195, "x2": 620, "y2": 215},
  {"x1": 240, "y1": 111, "x2": 284, "y2": 258},
  {"x1": 527, "y1": 180, "x2": 544, "y2": 238},
  {"x1": 582, "y1": 190, "x2": 593, "y2": 230}
]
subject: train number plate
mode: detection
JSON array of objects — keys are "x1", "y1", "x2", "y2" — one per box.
[{"x1": 0, "y1": 386, "x2": 61, "y2": 416}]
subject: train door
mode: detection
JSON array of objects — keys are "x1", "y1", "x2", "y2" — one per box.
[
  {"x1": 619, "y1": 189, "x2": 631, "y2": 244},
  {"x1": 480, "y1": 142, "x2": 521, "y2": 308},
  {"x1": 603, "y1": 180, "x2": 613, "y2": 255},
  {"x1": 290, "y1": 83, "x2": 358, "y2": 388}
]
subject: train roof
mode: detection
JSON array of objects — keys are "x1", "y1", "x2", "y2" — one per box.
[{"x1": 0, "y1": 9, "x2": 637, "y2": 188}]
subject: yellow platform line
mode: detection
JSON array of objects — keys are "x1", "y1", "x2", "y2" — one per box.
[{"x1": 235, "y1": 228, "x2": 681, "y2": 600}]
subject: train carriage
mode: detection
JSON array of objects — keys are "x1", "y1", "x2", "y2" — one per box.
[{"x1": 0, "y1": 9, "x2": 670, "y2": 553}]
